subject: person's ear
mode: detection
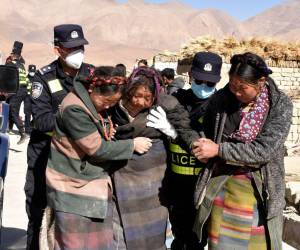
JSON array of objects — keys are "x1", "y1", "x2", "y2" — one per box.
[
  {"x1": 53, "y1": 46, "x2": 61, "y2": 57},
  {"x1": 54, "y1": 46, "x2": 65, "y2": 59},
  {"x1": 257, "y1": 76, "x2": 266, "y2": 89}
]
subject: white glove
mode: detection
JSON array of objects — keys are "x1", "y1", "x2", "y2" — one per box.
[{"x1": 146, "y1": 106, "x2": 177, "y2": 139}]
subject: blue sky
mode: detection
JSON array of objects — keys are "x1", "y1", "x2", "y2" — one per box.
[{"x1": 117, "y1": 0, "x2": 285, "y2": 20}]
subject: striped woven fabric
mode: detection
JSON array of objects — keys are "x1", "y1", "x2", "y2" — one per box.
[
  {"x1": 53, "y1": 201, "x2": 113, "y2": 250},
  {"x1": 208, "y1": 174, "x2": 268, "y2": 250},
  {"x1": 113, "y1": 140, "x2": 168, "y2": 250}
]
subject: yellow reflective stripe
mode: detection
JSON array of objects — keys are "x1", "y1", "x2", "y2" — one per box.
[
  {"x1": 19, "y1": 69, "x2": 28, "y2": 85},
  {"x1": 169, "y1": 142, "x2": 188, "y2": 154},
  {"x1": 198, "y1": 116, "x2": 204, "y2": 124},
  {"x1": 171, "y1": 163, "x2": 202, "y2": 175},
  {"x1": 19, "y1": 77, "x2": 27, "y2": 84},
  {"x1": 45, "y1": 131, "x2": 53, "y2": 136}
]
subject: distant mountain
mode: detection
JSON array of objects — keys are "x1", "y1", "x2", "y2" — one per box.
[
  {"x1": 243, "y1": 0, "x2": 300, "y2": 40},
  {"x1": 0, "y1": 0, "x2": 299, "y2": 68}
]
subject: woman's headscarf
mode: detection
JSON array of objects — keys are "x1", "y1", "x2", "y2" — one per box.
[{"x1": 128, "y1": 67, "x2": 163, "y2": 102}]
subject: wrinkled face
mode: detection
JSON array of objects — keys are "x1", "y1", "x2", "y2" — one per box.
[
  {"x1": 90, "y1": 91, "x2": 122, "y2": 112},
  {"x1": 128, "y1": 86, "x2": 154, "y2": 113},
  {"x1": 229, "y1": 75, "x2": 264, "y2": 104}
]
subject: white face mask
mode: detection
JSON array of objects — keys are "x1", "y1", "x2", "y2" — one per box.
[
  {"x1": 65, "y1": 49, "x2": 84, "y2": 69},
  {"x1": 29, "y1": 72, "x2": 35, "y2": 77}
]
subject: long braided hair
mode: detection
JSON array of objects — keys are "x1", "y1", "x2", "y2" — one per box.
[{"x1": 229, "y1": 52, "x2": 273, "y2": 84}]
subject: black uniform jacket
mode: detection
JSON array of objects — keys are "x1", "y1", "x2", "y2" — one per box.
[{"x1": 28, "y1": 60, "x2": 93, "y2": 168}]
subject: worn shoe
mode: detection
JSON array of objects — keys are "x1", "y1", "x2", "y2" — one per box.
[{"x1": 17, "y1": 134, "x2": 27, "y2": 145}]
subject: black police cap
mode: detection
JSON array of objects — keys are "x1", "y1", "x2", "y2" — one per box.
[
  {"x1": 54, "y1": 24, "x2": 88, "y2": 48},
  {"x1": 191, "y1": 52, "x2": 222, "y2": 83},
  {"x1": 11, "y1": 41, "x2": 23, "y2": 56}
]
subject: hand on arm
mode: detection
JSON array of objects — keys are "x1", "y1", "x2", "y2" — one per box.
[
  {"x1": 146, "y1": 106, "x2": 177, "y2": 139},
  {"x1": 133, "y1": 137, "x2": 152, "y2": 154},
  {"x1": 192, "y1": 138, "x2": 219, "y2": 163}
]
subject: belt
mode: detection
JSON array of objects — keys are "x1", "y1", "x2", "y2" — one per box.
[
  {"x1": 33, "y1": 124, "x2": 53, "y2": 137},
  {"x1": 171, "y1": 163, "x2": 202, "y2": 176}
]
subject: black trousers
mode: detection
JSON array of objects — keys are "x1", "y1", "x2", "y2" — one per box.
[
  {"x1": 167, "y1": 172, "x2": 207, "y2": 250},
  {"x1": 6, "y1": 96, "x2": 14, "y2": 130},
  {"x1": 9, "y1": 86, "x2": 31, "y2": 134},
  {"x1": 24, "y1": 167, "x2": 47, "y2": 250},
  {"x1": 23, "y1": 94, "x2": 32, "y2": 134},
  {"x1": 24, "y1": 132, "x2": 51, "y2": 250}
]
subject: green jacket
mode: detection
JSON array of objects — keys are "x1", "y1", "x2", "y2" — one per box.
[{"x1": 46, "y1": 79, "x2": 134, "y2": 219}]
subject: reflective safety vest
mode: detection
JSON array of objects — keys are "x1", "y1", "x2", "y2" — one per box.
[
  {"x1": 169, "y1": 142, "x2": 202, "y2": 176},
  {"x1": 19, "y1": 67, "x2": 29, "y2": 86},
  {"x1": 12, "y1": 61, "x2": 30, "y2": 86}
]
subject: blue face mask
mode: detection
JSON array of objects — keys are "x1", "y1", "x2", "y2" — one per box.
[{"x1": 191, "y1": 80, "x2": 216, "y2": 99}]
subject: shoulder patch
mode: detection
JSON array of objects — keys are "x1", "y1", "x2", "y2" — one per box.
[
  {"x1": 32, "y1": 82, "x2": 43, "y2": 99},
  {"x1": 39, "y1": 65, "x2": 54, "y2": 75},
  {"x1": 48, "y1": 79, "x2": 63, "y2": 93}
]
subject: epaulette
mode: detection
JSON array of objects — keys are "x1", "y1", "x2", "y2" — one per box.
[{"x1": 39, "y1": 64, "x2": 55, "y2": 75}]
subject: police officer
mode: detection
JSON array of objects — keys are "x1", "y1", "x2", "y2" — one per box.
[
  {"x1": 24, "y1": 24, "x2": 93, "y2": 250},
  {"x1": 19, "y1": 64, "x2": 36, "y2": 137},
  {"x1": 25, "y1": 64, "x2": 37, "y2": 135},
  {"x1": 27, "y1": 64, "x2": 36, "y2": 87},
  {"x1": 148, "y1": 52, "x2": 222, "y2": 249},
  {"x1": 5, "y1": 41, "x2": 31, "y2": 144},
  {"x1": 169, "y1": 52, "x2": 222, "y2": 250}
]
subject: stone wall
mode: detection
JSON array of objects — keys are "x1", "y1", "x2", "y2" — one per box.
[
  {"x1": 288, "y1": 100, "x2": 300, "y2": 145},
  {"x1": 153, "y1": 60, "x2": 300, "y2": 145}
]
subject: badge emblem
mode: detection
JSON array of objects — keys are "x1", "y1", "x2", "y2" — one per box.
[
  {"x1": 32, "y1": 82, "x2": 43, "y2": 99},
  {"x1": 48, "y1": 79, "x2": 63, "y2": 93},
  {"x1": 204, "y1": 63, "x2": 212, "y2": 72},
  {"x1": 71, "y1": 31, "x2": 79, "y2": 39}
]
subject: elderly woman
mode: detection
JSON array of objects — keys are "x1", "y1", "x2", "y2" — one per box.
[
  {"x1": 192, "y1": 52, "x2": 293, "y2": 250},
  {"x1": 110, "y1": 67, "x2": 198, "y2": 250},
  {"x1": 45, "y1": 67, "x2": 152, "y2": 250}
]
